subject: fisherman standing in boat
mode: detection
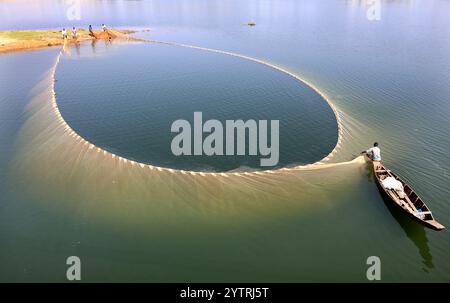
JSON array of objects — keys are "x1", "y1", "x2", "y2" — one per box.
[{"x1": 362, "y1": 142, "x2": 381, "y2": 161}]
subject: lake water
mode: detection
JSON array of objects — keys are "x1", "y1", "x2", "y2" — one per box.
[
  {"x1": 1, "y1": 0, "x2": 450, "y2": 282},
  {"x1": 55, "y1": 41, "x2": 337, "y2": 171}
]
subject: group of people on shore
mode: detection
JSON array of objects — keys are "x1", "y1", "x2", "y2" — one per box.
[
  {"x1": 61, "y1": 27, "x2": 76, "y2": 39},
  {"x1": 61, "y1": 24, "x2": 108, "y2": 40}
]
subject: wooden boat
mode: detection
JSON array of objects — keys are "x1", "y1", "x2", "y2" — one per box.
[{"x1": 368, "y1": 156, "x2": 445, "y2": 231}]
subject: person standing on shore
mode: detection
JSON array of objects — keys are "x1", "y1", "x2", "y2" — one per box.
[
  {"x1": 102, "y1": 24, "x2": 107, "y2": 32},
  {"x1": 62, "y1": 28, "x2": 67, "y2": 39},
  {"x1": 88, "y1": 24, "x2": 96, "y2": 38},
  {"x1": 72, "y1": 27, "x2": 77, "y2": 39}
]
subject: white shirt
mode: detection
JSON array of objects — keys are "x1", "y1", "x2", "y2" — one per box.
[{"x1": 367, "y1": 146, "x2": 381, "y2": 161}]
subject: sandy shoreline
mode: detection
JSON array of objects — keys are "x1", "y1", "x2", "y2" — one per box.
[{"x1": 0, "y1": 28, "x2": 136, "y2": 54}]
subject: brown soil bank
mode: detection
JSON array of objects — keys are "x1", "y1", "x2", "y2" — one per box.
[{"x1": 0, "y1": 28, "x2": 135, "y2": 53}]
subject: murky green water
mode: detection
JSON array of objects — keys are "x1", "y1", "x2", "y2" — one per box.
[{"x1": 1, "y1": 0, "x2": 450, "y2": 282}]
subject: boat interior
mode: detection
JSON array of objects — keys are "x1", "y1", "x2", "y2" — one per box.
[{"x1": 374, "y1": 165, "x2": 433, "y2": 221}]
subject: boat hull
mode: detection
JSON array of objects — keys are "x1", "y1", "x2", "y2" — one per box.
[
  {"x1": 367, "y1": 156, "x2": 445, "y2": 231},
  {"x1": 373, "y1": 178, "x2": 444, "y2": 231}
]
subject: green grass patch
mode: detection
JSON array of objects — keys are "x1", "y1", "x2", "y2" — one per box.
[{"x1": 0, "y1": 29, "x2": 89, "y2": 41}]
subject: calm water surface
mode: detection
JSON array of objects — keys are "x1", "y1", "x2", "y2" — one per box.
[
  {"x1": 1, "y1": 0, "x2": 450, "y2": 282},
  {"x1": 55, "y1": 42, "x2": 337, "y2": 171}
]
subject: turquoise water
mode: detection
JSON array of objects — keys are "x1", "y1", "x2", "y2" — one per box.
[{"x1": 1, "y1": 0, "x2": 450, "y2": 282}]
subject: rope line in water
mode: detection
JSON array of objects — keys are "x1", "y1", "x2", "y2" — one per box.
[{"x1": 51, "y1": 38, "x2": 345, "y2": 176}]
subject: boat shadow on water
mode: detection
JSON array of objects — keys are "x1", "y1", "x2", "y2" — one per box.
[
  {"x1": 382, "y1": 193, "x2": 434, "y2": 271},
  {"x1": 365, "y1": 162, "x2": 434, "y2": 271}
]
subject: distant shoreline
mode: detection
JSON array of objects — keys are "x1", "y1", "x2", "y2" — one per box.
[{"x1": 0, "y1": 28, "x2": 137, "y2": 54}]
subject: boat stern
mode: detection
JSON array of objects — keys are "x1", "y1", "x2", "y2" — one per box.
[{"x1": 427, "y1": 220, "x2": 445, "y2": 231}]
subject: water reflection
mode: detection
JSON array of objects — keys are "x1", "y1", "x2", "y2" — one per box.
[
  {"x1": 383, "y1": 194, "x2": 434, "y2": 270},
  {"x1": 75, "y1": 42, "x2": 81, "y2": 56},
  {"x1": 91, "y1": 39, "x2": 97, "y2": 53}
]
